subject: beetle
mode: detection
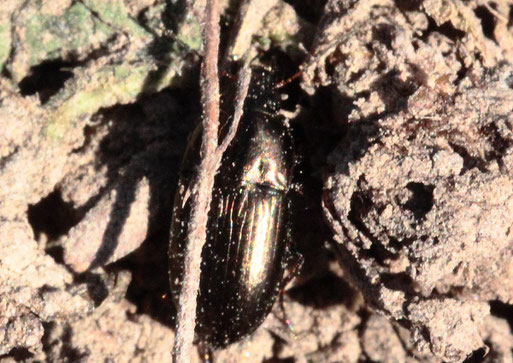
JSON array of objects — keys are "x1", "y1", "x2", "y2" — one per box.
[{"x1": 168, "y1": 66, "x2": 296, "y2": 349}]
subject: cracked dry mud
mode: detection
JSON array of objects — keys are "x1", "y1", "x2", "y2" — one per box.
[{"x1": 1, "y1": 0, "x2": 513, "y2": 362}]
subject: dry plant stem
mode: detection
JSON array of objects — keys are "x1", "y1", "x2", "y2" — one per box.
[
  {"x1": 172, "y1": 1, "x2": 252, "y2": 360},
  {"x1": 217, "y1": 62, "x2": 251, "y2": 156},
  {"x1": 172, "y1": 0, "x2": 220, "y2": 361}
]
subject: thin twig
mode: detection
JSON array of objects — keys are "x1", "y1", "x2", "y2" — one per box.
[
  {"x1": 172, "y1": 0, "x2": 220, "y2": 361},
  {"x1": 217, "y1": 63, "x2": 252, "y2": 157},
  {"x1": 172, "y1": 1, "x2": 253, "y2": 362}
]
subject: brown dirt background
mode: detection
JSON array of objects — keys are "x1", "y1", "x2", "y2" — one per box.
[{"x1": 1, "y1": 0, "x2": 513, "y2": 362}]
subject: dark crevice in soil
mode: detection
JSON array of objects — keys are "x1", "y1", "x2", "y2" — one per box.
[
  {"x1": 372, "y1": 70, "x2": 417, "y2": 113},
  {"x1": 17, "y1": 30, "x2": 147, "y2": 105},
  {"x1": 355, "y1": 307, "x2": 372, "y2": 339},
  {"x1": 348, "y1": 185, "x2": 401, "y2": 267},
  {"x1": 455, "y1": 51, "x2": 470, "y2": 84},
  {"x1": 97, "y1": 102, "x2": 148, "y2": 170},
  {"x1": 283, "y1": 0, "x2": 327, "y2": 24},
  {"x1": 71, "y1": 124, "x2": 101, "y2": 154},
  {"x1": 1, "y1": 61, "x2": 12, "y2": 79},
  {"x1": 348, "y1": 190, "x2": 373, "y2": 231},
  {"x1": 506, "y1": 73, "x2": 513, "y2": 89},
  {"x1": 324, "y1": 47, "x2": 347, "y2": 79},
  {"x1": 389, "y1": 236, "x2": 417, "y2": 251},
  {"x1": 363, "y1": 242, "x2": 400, "y2": 267},
  {"x1": 116, "y1": 241, "x2": 176, "y2": 329},
  {"x1": 330, "y1": 91, "x2": 355, "y2": 128},
  {"x1": 42, "y1": 321, "x2": 57, "y2": 355},
  {"x1": 448, "y1": 142, "x2": 487, "y2": 173},
  {"x1": 328, "y1": 238, "x2": 388, "y2": 313},
  {"x1": 403, "y1": 182, "x2": 434, "y2": 220},
  {"x1": 418, "y1": 326, "x2": 432, "y2": 353},
  {"x1": 263, "y1": 357, "x2": 295, "y2": 363},
  {"x1": 421, "y1": 16, "x2": 466, "y2": 42},
  {"x1": 393, "y1": 0, "x2": 422, "y2": 12},
  {"x1": 161, "y1": 0, "x2": 188, "y2": 34},
  {"x1": 47, "y1": 246, "x2": 66, "y2": 266},
  {"x1": 346, "y1": 68, "x2": 366, "y2": 84},
  {"x1": 27, "y1": 189, "x2": 82, "y2": 242},
  {"x1": 18, "y1": 59, "x2": 75, "y2": 104},
  {"x1": 381, "y1": 272, "x2": 415, "y2": 294},
  {"x1": 60, "y1": 324, "x2": 87, "y2": 361},
  {"x1": 480, "y1": 121, "x2": 512, "y2": 166},
  {"x1": 265, "y1": 331, "x2": 294, "y2": 363},
  {"x1": 283, "y1": 74, "x2": 350, "y2": 309},
  {"x1": 490, "y1": 300, "x2": 513, "y2": 332},
  {"x1": 26, "y1": 189, "x2": 80, "y2": 266},
  {"x1": 287, "y1": 272, "x2": 358, "y2": 309},
  {"x1": 0, "y1": 347, "x2": 34, "y2": 361},
  {"x1": 295, "y1": 84, "x2": 348, "y2": 172},
  {"x1": 474, "y1": 5, "x2": 497, "y2": 44},
  {"x1": 463, "y1": 345, "x2": 488, "y2": 362},
  {"x1": 0, "y1": 147, "x2": 19, "y2": 170},
  {"x1": 372, "y1": 23, "x2": 396, "y2": 50}
]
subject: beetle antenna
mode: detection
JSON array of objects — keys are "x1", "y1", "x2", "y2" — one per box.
[
  {"x1": 275, "y1": 70, "x2": 302, "y2": 89},
  {"x1": 274, "y1": 28, "x2": 361, "y2": 89}
]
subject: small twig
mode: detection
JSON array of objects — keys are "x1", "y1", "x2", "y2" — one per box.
[
  {"x1": 217, "y1": 63, "x2": 252, "y2": 157},
  {"x1": 172, "y1": 0, "x2": 220, "y2": 361},
  {"x1": 171, "y1": 1, "x2": 253, "y2": 362}
]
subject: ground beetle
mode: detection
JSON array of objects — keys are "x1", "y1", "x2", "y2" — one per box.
[{"x1": 169, "y1": 66, "x2": 296, "y2": 349}]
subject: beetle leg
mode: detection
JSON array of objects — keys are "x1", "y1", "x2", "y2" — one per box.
[
  {"x1": 277, "y1": 250, "x2": 303, "y2": 311},
  {"x1": 282, "y1": 249, "x2": 304, "y2": 289},
  {"x1": 275, "y1": 246, "x2": 303, "y2": 336},
  {"x1": 282, "y1": 195, "x2": 304, "y2": 290}
]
